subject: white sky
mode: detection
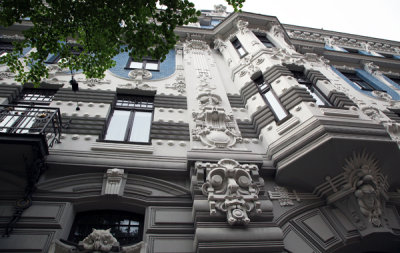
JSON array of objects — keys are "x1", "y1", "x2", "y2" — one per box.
[{"x1": 191, "y1": 0, "x2": 400, "y2": 42}]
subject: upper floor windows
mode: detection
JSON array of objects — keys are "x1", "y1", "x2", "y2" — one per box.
[
  {"x1": 341, "y1": 72, "x2": 383, "y2": 92},
  {"x1": 68, "y1": 210, "x2": 144, "y2": 246},
  {"x1": 104, "y1": 95, "x2": 153, "y2": 143},
  {"x1": 125, "y1": 57, "x2": 160, "y2": 71},
  {"x1": 291, "y1": 70, "x2": 331, "y2": 106},
  {"x1": 231, "y1": 37, "x2": 247, "y2": 58},
  {"x1": 253, "y1": 75, "x2": 289, "y2": 122},
  {"x1": 255, "y1": 33, "x2": 275, "y2": 48}
]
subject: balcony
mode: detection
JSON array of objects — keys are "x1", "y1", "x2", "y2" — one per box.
[{"x1": 0, "y1": 105, "x2": 62, "y2": 189}]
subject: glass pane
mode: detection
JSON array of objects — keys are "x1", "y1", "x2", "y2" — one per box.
[
  {"x1": 308, "y1": 88, "x2": 325, "y2": 106},
  {"x1": 0, "y1": 52, "x2": 8, "y2": 57},
  {"x1": 264, "y1": 91, "x2": 288, "y2": 121},
  {"x1": 145, "y1": 62, "x2": 159, "y2": 70},
  {"x1": 237, "y1": 47, "x2": 246, "y2": 56},
  {"x1": 105, "y1": 110, "x2": 130, "y2": 141},
  {"x1": 129, "y1": 61, "x2": 143, "y2": 69},
  {"x1": 129, "y1": 111, "x2": 152, "y2": 143}
]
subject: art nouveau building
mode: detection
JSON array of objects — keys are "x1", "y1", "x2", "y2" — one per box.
[{"x1": 1, "y1": 5, "x2": 400, "y2": 253}]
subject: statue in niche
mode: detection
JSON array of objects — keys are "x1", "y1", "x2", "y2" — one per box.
[{"x1": 343, "y1": 151, "x2": 388, "y2": 227}]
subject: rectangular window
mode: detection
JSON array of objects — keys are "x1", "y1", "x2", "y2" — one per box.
[
  {"x1": 231, "y1": 37, "x2": 247, "y2": 58},
  {"x1": 292, "y1": 71, "x2": 331, "y2": 106},
  {"x1": 18, "y1": 88, "x2": 56, "y2": 105},
  {"x1": 104, "y1": 95, "x2": 153, "y2": 143},
  {"x1": 342, "y1": 72, "x2": 382, "y2": 91},
  {"x1": 125, "y1": 57, "x2": 160, "y2": 71},
  {"x1": 253, "y1": 75, "x2": 289, "y2": 122},
  {"x1": 255, "y1": 33, "x2": 275, "y2": 48}
]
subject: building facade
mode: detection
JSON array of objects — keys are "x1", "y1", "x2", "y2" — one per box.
[{"x1": 1, "y1": 5, "x2": 400, "y2": 253}]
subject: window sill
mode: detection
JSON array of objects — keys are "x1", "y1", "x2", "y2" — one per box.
[{"x1": 91, "y1": 141, "x2": 154, "y2": 154}]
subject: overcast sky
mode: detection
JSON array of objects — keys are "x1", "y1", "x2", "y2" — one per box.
[{"x1": 191, "y1": 0, "x2": 400, "y2": 42}]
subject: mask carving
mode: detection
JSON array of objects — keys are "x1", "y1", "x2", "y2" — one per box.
[{"x1": 81, "y1": 228, "x2": 119, "y2": 252}]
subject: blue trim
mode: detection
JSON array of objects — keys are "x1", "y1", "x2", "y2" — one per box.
[
  {"x1": 358, "y1": 50, "x2": 373, "y2": 56},
  {"x1": 356, "y1": 69, "x2": 400, "y2": 100},
  {"x1": 382, "y1": 75, "x2": 400, "y2": 89},
  {"x1": 331, "y1": 66, "x2": 368, "y2": 94},
  {"x1": 324, "y1": 45, "x2": 335, "y2": 51},
  {"x1": 394, "y1": 55, "x2": 400, "y2": 60}
]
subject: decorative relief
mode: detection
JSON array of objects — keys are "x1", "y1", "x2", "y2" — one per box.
[
  {"x1": 213, "y1": 4, "x2": 227, "y2": 14},
  {"x1": 0, "y1": 68, "x2": 15, "y2": 80},
  {"x1": 78, "y1": 77, "x2": 111, "y2": 87},
  {"x1": 80, "y1": 228, "x2": 119, "y2": 252},
  {"x1": 371, "y1": 90, "x2": 392, "y2": 101},
  {"x1": 214, "y1": 37, "x2": 227, "y2": 52},
  {"x1": 343, "y1": 151, "x2": 389, "y2": 227},
  {"x1": 128, "y1": 69, "x2": 152, "y2": 81},
  {"x1": 102, "y1": 168, "x2": 125, "y2": 196},
  {"x1": 362, "y1": 61, "x2": 380, "y2": 75},
  {"x1": 361, "y1": 106, "x2": 386, "y2": 121},
  {"x1": 268, "y1": 186, "x2": 319, "y2": 206},
  {"x1": 235, "y1": 19, "x2": 250, "y2": 34},
  {"x1": 192, "y1": 93, "x2": 242, "y2": 149},
  {"x1": 166, "y1": 74, "x2": 186, "y2": 94},
  {"x1": 197, "y1": 159, "x2": 263, "y2": 225},
  {"x1": 184, "y1": 39, "x2": 210, "y2": 54}
]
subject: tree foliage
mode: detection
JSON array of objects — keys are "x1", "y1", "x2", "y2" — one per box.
[{"x1": 0, "y1": 0, "x2": 244, "y2": 85}]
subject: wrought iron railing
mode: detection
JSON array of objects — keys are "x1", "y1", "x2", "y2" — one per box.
[{"x1": 0, "y1": 104, "x2": 62, "y2": 147}]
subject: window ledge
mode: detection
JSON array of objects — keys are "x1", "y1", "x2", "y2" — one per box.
[{"x1": 91, "y1": 141, "x2": 154, "y2": 154}]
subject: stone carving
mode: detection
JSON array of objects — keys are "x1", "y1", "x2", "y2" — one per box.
[
  {"x1": 192, "y1": 93, "x2": 242, "y2": 149},
  {"x1": 80, "y1": 228, "x2": 119, "y2": 252},
  {"x1": 324, "y1": 36, "x2": 336, "y2": 47},
  {"x1": 383, "y1": 121, "x2": 400, "y2": 145},
  {"x1": 0, "y1": 68, "x2": 15, "y2": 80},
  {"x1": 343, "y1": 151, "x2": 389, "y2": 227},
  {"x1": 361, "y1": 106, "x2": 386, "y2": 121},
  {"x1": 362, "y1": 61, "x2": 380, "y2": 76},
  {"x1": 128, "y1": 69, "x2": 152, "y2": 82},
  {"x1": 198, "y1": 159, "x2": 262, "y2": 225},
  {"x1": 235, "y1": 19, "x2": 250, "y2": 34},
  {"x1": 269, "y1": 23, "x2": 295, "y2": 50},
  {"x1": 117, "y1": 82, "x2": 156, "y2": 92},
  {"x1": 78, "y1": 77, "x2": 111, "y2": 87},
  {"x1": 371, "y1": 90, "x2": 392, "y2": 101},
  {"x1": 213, "y1": 4, "x2": 227, "y2": 13},
  {"x1": 166, "y1": 75, "x2": 186, "y2": 94},
  {"x1": 103, "y1": 168, "x2": 125, "y2": 195},
  {"x1": 213, "y1": 37, "x2": 227, "y2": 52},
  {"x1": 184, "y1": 39, "x2": 209, "y2": 54},
  {"x1": 268, "y1": 186, "x2": 294, "y2": 206}
]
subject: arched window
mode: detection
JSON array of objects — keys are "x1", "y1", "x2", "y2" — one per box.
[{"x1": 68, "y1": 210, "x2": 144, "y2": 246}]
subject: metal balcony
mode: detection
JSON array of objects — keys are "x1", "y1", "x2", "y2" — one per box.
[{"x1": 0, "y1": 104, "x2": 62, "y2": 154}]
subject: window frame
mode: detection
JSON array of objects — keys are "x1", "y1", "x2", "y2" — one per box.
[
  {"x1": 16, "y1": 88, "x2": 57, "y2": 106},
  {"x1": 291, "y1": 70, "x2": 331, "y2": 106},
  {"x1": 231, "y1": 37, "x2": 248, "y2": 58},
  {"x1": 342, "y1": 72, "x2": 384, "y2": 92},
  {"x1": 125, "y1": 57, "x2": 160, "y2": 71},
  {"x1": 103, "y1": 95, "x2": 154, "y2": 144},
  {"x1": 254, "y1": 32, "x2": 275, "y2": 48},
  {"x1": 253, "y1": 75, "x2": 290, "y2": 123},
  {"x1": 67, "y1": 210, "x2": 144, "y2": 246}
]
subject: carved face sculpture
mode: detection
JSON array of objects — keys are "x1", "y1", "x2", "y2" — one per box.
[
  {"x1": 82, "y1": 228, "x2": 118, "y2": 252},
  {"x1": 356, "y1": 184, "x2": 377, "y2": 209}
]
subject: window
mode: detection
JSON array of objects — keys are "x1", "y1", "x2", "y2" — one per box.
[
  {"x1": 292, "y1": 70, "x2": 331, "y2": 106},
  {"x1": 45, "y1": 46, "x2": 82, "y2": 64},
  {"x1": 68, "y1": 210, "x2": 144, "y2": 246},
  {"x1": 341, "y1": 72, "x2": 383, "y2": 91},
  {"x1": 255, "y1": 33, "x2": 275, "y2": 48},
  {"x1": 17, "y1": 88, "x2": 56, "y2": 105},
  {"x1": 231, "y1": 37, "x2": 247, "y2": 58},
  {"x1": 0, "y1": 42, "x2": 13, "y2": 58},
  {"x1": 389, "y1": 76, "x2": 400, "y2": 86},
  {"x1": 253, "y1": 75, "x2": 289, "y2": 122},
  {"x1": 104, "y1": 95, "x2": 153, "y2": 143},
  {"x1": 125, "y1": 57, "x2": 160, "y2": 71}
]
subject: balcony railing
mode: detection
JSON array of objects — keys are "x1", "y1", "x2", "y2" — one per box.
[{"x1": 0, "y1": 104, "x2": 62, "y2": 148}]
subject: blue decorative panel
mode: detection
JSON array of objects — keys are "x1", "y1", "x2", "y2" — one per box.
[
  {"x1": 358, "y1": 50, "x2": 373, "y2": 56},
  {"x1": 324, "y1": 45, "x2": 335, "y2": 51},
  {"x1": 109, "y1": 49, "x2": 176, "y2": 80},
  {"x1": 383, "y1": 75, "x2": 400, "y2": 89},
  {"x1": 394, "y1": 55, "x2": 400, "y2": 60}
]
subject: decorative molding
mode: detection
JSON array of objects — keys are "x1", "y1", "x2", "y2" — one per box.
[
  {"x1": 102, "y1": 168, "x2": 126, "y2": 196},
  {"x1": 128, "y1": 69, "x2": 152, "y2": 81},
  {"x1": 78, "y1": 77, "x2": 111, "y2": 87},
  {"x1": 235, "y1": 19, "x2": 250, "y2": 34},
  {"x1": 0, "y1": 67, "x2": 15, "y2": 80},
  {"x1": 192, "y1": 93, "x2": 242, "y2": 149},
  {"x1": 197, "y1": 159, "x2": 263, "y2": 225},
  {"x1": 268, "y1": 186, "x2": 319, "y2": 207},
  {"x1": 166, "y1": 74, "x2": 186, "y2": 94}
]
